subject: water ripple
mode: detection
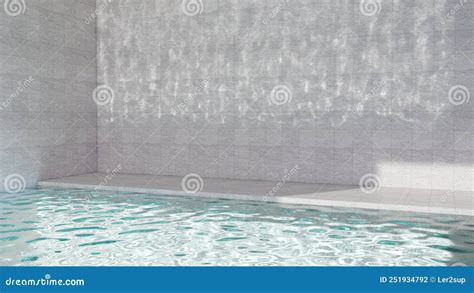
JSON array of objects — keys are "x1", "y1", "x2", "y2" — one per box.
[{"x1": 0, "y1": 188, "x2": 472, "y2": 266}]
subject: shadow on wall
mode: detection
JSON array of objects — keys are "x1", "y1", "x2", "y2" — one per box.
[{"x1": 94, "y1": 0, "x2": 473, "y2": 191}]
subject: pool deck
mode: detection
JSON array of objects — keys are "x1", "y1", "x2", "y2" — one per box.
[{"x1": 38, "y1": 173, "x2": 474, "y2": 216}]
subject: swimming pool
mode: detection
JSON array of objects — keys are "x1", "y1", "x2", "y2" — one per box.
[{"x1": 0, "y1": 188, "x2": 472, "y2": 266}]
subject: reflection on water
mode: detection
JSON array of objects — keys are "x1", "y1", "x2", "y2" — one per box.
[{"x1": 0, "y1": 188, "x2": 473, "y2": 266}]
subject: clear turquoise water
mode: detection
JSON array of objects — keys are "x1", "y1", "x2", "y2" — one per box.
[{"x1": 0, "y1": 188, "x2": 473, "y2": 266}]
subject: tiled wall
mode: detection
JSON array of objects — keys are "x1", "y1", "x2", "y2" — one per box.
[
  {"x1": 106, "y1": 0, "x2": 469, "y2": 191},
  {"x1": 0, "y1": 0, "x2": 98, "y2": 191}
]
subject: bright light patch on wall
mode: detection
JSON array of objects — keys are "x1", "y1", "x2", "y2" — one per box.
[{"x1": 376, "y1": 162, "x2": 473, "y2": 191}]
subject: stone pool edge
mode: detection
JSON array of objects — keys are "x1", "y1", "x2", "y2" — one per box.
[{"x1": 37, "y1": 181, "x2": 473, "y2": 217}]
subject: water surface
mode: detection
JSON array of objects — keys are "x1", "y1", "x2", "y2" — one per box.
[{"x1": 0, "y1": 188, "x2": 472, "y2": 266}]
